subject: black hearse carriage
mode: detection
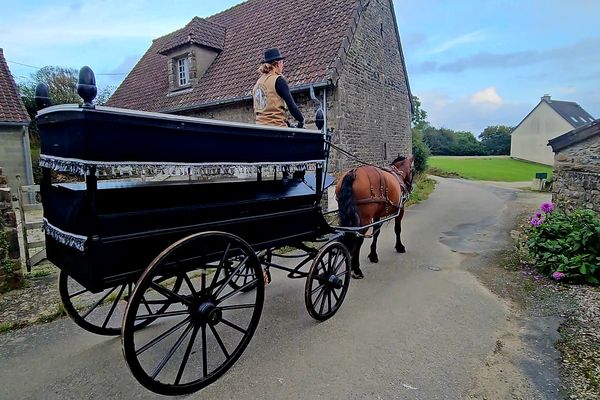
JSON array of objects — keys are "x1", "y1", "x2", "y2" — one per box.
[{"x1": 37, "y1": 68, "x2": 351, "y2": 395}]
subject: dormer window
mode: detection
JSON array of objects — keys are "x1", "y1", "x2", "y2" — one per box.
[
  {"x1": 157, "y1": 17, "x2": 226, "y2": 93},
  {"x1": 177, "y1": 57, "x2": 190, "y2": 86}
]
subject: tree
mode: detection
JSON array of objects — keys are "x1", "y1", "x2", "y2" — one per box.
[
  {"x1": 411, "y1": 95, "x2": 429, "y2": 130},
  {"x1": 479, "y1": 125, "x2": 513, "y2": 155},
  {"x1": 423, "y1": 126, "x2": 486, "y2": 156}
]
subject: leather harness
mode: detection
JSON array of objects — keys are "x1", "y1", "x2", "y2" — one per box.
[{"x1": 353, "y1": 165, "x2": 411, "y2": 212}]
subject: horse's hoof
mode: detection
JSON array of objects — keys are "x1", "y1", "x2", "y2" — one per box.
[
  {"x1": 396, "y1": 246, "x2": 406, "y2": 254},
  {"x1": 351, "y1": 270, "x2": 364, "y2": 279},
  {"x1": 368, "y1": 254, "x2": 379, "y2": 263}
]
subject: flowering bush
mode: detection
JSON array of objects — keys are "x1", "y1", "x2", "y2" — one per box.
[{"x1": 526, "y1": 203, "x2": 600, "y2": 285}]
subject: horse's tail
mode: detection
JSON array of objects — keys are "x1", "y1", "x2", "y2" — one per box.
[{"x1": 338, "y1": 172, "x2": 359, "y2": 227}]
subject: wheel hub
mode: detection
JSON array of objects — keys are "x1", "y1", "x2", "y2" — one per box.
[
  {"x1": 194, "y1": 300, "x2": 222, "y2": 325},
  {"x1": 326, "y1": 274, "x2": 343, "y2": 289}
]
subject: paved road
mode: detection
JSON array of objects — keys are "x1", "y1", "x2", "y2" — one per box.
[{"x1": 0, "y1": 178, "x2": 547, "y2": 399}]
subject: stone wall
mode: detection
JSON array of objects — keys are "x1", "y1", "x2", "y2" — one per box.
[
  {"x1": 0, "y1": 166, "x2": 23, "y2": 292},
  {"x1": 330, "y1": 0, "x2": 412, "y2": 170},
  {"x1": 552, "y1": 134, "x2": 600, "y2": 212}
]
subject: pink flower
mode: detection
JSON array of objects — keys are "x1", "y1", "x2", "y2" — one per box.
[
  {"x1": 552, "y1": 271, "x2": 566, "y2": 281},
  {"x1": 534, "y1": 210, "x2": 543, "y2": 219},
  {"x1": 540, "y1": 202, "x2": 554, "y2": 213}
]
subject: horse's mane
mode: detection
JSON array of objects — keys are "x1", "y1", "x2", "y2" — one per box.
[{"x1": 392, "y1": 155, "x2": 406, "y2": 164}]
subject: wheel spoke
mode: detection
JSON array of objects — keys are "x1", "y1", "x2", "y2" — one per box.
[
  {"x1": 330, "y1": 250, "x2": 340, "y2": 274},
  {"x1": 150, "y1": 323, "x2": 194, "y2": 379},
  {"x1": 218, "y1": 304, "x2": 256, "y2": 311},
  {"x1": 331, "y1": 288, "x2": 341, "y2": 303},
  {"x1": 141, "y1": 296, "x2": 154, "y2": 315},
  {"x1": 313, "y1": 284, "x2": 326, "y2": 306},
  {"x1": 209, "y1": 323, "x2": 230, "y2": 358},
  {"x1": 202, "y1": 323, "x2": 208, "y2": 378},
  {"x1": 68, "y1": 288, "x2": 88, "y2": 299},
  {"x1": 182, "y1": 273, "x2": 197, "y2": 297},
  {"x1": 213, "y1": 256, "x2": 249, "y2": 299},
  {"x1": 210, "y1": 243, "x2": 231, "y2": 289},
  {"x1": 102, "y1": 284, "x2": 126, "y2": 329},
  {"x1": 311, "y1": 282, "x2": 325, "y2": 295},
  {"x1": 81, "y1": 287, "x2": 117, "y2": 319},
  {"x1": 136, "y1": 317, "x2": 191, "y2": 356},
  {"x1": 174, "y1": 324, "x2": 200, "y2": 385},
  {"x1": 150, "y1": 282, "x2": 191, "y2": 305},
  {"x1": 327, "y1": 290, "x2": 332, "y2": 314},
  {"x1": 220, "y1": 318, "x2": 247, "y2": 334},
  {"x1": 216, "y1": 278, "x2": 258, "y2": 304},
  {"x1": 319, "y1": 289, "x2": 328, "y2": 315},
  {"x1": 135, "y1": 309, "x2": 190, "y2": 321}
]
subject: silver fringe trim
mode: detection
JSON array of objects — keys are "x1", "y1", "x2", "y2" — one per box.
[
  {"x1": 43, "y1": 218, "x2": 87, "y2": 252},
  {"x1": 40, "y1": 155, "x2": 324, "y2": 177}
]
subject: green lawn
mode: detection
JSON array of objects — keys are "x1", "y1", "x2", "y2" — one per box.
[{"x1": 428, "y1": 156, "x2": 553, "y2": 182}]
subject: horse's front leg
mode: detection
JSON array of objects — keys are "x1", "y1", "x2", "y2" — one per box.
[
  {"x1": 368, "y1": 217, "x2": 381, "y2": 263},
  {"x1": 394, "y1": 208, "x2": 406, "y2": 253}
]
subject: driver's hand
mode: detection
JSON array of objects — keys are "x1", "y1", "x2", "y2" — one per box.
[{"x1": 297, "y1": 120, "x2": 304, "y2": 129}]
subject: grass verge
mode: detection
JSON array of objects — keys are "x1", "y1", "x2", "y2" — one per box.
[
  {"x1": 428, "y1": 156, "x2": 553, "y2": 182},
  {"x1": 406, "y1": 174, "x2": 437, "y2": 207}
]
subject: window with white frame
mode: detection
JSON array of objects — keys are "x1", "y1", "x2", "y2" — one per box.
[{"x1": 177, "y1": 57, "x2": 189, "y2": 86}]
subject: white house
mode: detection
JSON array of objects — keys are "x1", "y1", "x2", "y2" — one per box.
[{"x1": 511, "y1": 95, "x2": 595, "y2": 165}]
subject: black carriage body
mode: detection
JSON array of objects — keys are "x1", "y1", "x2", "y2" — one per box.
[{"x1": 38, "y1": 105, "x2": 331, "y2": 292}]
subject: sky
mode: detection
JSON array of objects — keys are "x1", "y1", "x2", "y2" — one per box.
[{"x1": 1, "y1": 0, "x2": 599, "y2": 136}]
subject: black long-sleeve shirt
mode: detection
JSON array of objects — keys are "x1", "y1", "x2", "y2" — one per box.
[{"x1": 275, "y1": 76, "x2": 304, "y2": 125}]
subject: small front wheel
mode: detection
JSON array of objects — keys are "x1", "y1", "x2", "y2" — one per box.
[{"x1": 304, "y1": 241, "x2": 351, "y2": 321}]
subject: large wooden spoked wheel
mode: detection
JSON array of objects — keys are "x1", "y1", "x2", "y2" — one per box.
[
  {"x1": 304, "y1": 241, "x2": 351, "y2": 321},
  {"x1": 59, "y1": 271, "x2": 182, "y2": 336},
  {"x1": 122, "y1": 231, "x2": 264, "y2": 396}
]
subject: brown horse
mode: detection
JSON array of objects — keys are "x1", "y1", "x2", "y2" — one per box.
[{"x1": 335, "y1": 155, "x2": 415, "y2": 279}]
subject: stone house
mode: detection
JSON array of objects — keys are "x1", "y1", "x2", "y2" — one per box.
[
  {"x1": 107, "y1": 0, "x2": 413, "y2": 170},
  {"x1": 548, "y1": 119, "x2": 600, "y2": 213},
  {"x1": 511, "y1": 95, "x2": 595, "y2": 166},
  {"x1": 0, "y1": 48, "x2": 33, "y2": 191}
]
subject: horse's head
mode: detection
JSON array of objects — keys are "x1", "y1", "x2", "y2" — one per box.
[{"x1": 391, "y1": 154, "x2": 416, "y2": 193}]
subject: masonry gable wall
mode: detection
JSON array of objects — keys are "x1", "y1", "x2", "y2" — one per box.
[{"x1": 330, "y1": 0, "x2": 411, "y2": 170}]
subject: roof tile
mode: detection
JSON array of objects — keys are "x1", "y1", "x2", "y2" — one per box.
[{"x1": 108, "y1": 0, "x2": 358, "y2": 112}]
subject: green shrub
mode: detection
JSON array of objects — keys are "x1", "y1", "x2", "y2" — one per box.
[
  {"x1": 526, "y1": 203, "x2": 600, "y2": 285},
  {"x1": 412, "y1": 129, "x2": 430, "y2": 174}
]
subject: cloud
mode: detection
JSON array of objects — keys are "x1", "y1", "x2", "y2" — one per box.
[
  {"x1": 413, "y1": 37, "x2": 600, "y2": 74},
  {"x1": 426, "y1": 30, "x2": 487, "y2": 55},
  {"x1": 469, "y1": 87, "x2": 503, "y2": 108},
  {"x1": 418, "y1": 88, "x2": 531, "y2": 134}
]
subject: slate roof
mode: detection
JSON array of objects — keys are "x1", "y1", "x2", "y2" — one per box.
[
  {"x1": 543, "y1": 98, "x2": 595, "y2": 128},
  {"x1": 548, "y1": 118, "x2": 600, "y2": 152},
  {"x1": 0, "y1": 49, "x2": 30, "y2": 124},
  {"x1": 107, "y1": 0, "x2": 364, "y2": 112}
]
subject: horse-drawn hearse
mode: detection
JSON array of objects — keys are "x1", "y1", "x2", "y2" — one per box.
[{"x1": 37, "y1": 67, "x2": 414, "y2": 395}]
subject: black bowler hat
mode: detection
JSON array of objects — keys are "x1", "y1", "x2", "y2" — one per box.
[{"x1": 263, "y1": 48, "x2": 285, "y2": 63}]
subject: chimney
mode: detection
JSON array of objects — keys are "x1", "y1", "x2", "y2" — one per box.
[{"x1": 541, "y1": 94, "x2": 551, "y2": 101}]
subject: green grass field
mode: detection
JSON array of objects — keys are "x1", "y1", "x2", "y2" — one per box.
[{"x1": 428, "y1": 156, "x2": 553, "y2": 182}]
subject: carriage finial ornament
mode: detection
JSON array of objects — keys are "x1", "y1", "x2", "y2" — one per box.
[
  {"x1": 77, "y1": 66, "x2": 97, "y2": 108},
  {"x1": 35, "y1": 83, "x2": 52, "y2": 109}
]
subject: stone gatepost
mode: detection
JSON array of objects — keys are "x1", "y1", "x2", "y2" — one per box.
[{"x1": 0, "y1": 166, "x2": 23, "y2": 292}]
